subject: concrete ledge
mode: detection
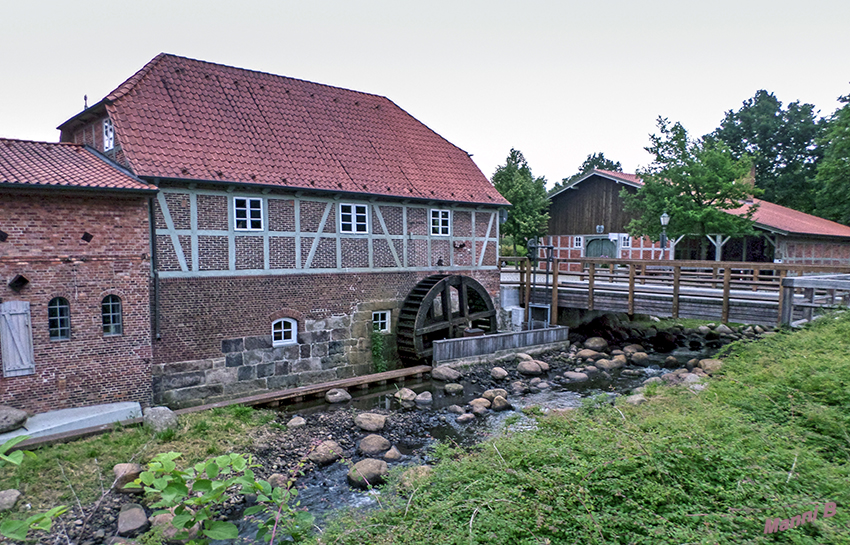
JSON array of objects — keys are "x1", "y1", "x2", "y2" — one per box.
[{"x1": 0, "y1": 402, "x2": 142, "y2": 443}]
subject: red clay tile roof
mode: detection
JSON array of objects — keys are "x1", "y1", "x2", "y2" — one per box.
[
  {"x1": 68, "y1": 54, "x2": 508, "y2": 206},
  {"x1": 594, "y1": 169, "x2": 643, "y2": 186},
  {"x1": 0, "y1": 138, "x2": 154, "y2": 192},
  {"x1": 731, "y1": 198, "x2": 850, "y2": 239}
]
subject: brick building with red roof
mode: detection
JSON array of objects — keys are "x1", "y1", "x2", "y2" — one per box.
[
  {"x1": 546, "y1": 169, "x2": 850, "y2": 266},
  {"x1": 0, "y1": 139, "x2": 155, "y2": 412},
  {"x1": 54, "y1": 54, "x2": 509, "y2": 408}
]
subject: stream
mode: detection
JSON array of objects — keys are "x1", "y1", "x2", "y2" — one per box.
[{"x1": 222, "y1": 343, "x2": 718, "y2": 543}]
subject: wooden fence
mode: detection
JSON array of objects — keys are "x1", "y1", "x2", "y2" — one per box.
[
  {"x1": 500, "y1": 257, "x2": 850, "y2": 325},
  {"x1": 779, "y1": 274, "x2": 850, "y2": 325},
  {"x1": 432, "y1": 326, "x2": 570, "y2": 364}
]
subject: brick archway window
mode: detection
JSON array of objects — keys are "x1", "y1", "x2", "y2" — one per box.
[
  {"x1": 48, "y1": 297, "x2": 71, "y2": 340},
  {"x1": 102, "y1": 295, "x2": 123, "y2": 336},
  {"x1": 272, "y1": 318, "x2": 297, "y2": 346}
]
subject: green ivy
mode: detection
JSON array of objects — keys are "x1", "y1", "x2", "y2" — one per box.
[{"x1": 371, "y1": 330, "x2": 387, "y2": 373}]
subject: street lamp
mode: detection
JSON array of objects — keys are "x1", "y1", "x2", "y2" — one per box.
[{"x1": 660, "y1": 212, "x2": 670, "y2": 258}]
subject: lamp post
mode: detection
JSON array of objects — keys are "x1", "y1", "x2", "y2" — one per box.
[{"x1": 660, "y1": 212, "x2": 670, "y2": 259}]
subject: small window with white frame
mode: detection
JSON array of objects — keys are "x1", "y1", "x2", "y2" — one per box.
[
  {"x1": 272, "y1": 318, "x2": 297, "y2": 346},
  {"x1": 621, "y1": 235, "x2": 631, "y2": 248},
  {"x1": 430, "y1": 209, "x2": 451, "y2": 236},
  {"x1": 574, "y1": 236, "x2": 583, "y2": 249},
  {"x1": 234, "y1": 197, "x2": 263, "y2": 231},
  {"x1": 103, "y1": 118, "x2": 114, "y2": 151},
  {"x1": 372, "y1": 310, "x2": 391, "y2": 332},
  {"x1": 339, "y1": 203, "x2": 369, "y2": 233}
]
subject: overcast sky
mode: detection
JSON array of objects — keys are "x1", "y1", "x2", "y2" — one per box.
[{"x1": 1, "y1": 0, "x2": 848, "y2": 188}]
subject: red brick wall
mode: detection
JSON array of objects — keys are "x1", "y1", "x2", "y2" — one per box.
[
  {"x1": 152, "y1": 269, "x2": 500, "y2": 365},
  {"x1": 780, "y1": 238, "x2": 850, "y2": 265},
  {"x1": 0, "y1": 190, "x2": 152, "y2": 413}
]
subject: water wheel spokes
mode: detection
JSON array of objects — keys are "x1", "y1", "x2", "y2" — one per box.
[{"x1": 398, "y1": 274, "x2": 497, "y2": 365}]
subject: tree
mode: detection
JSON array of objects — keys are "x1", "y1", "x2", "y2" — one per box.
[
  {"x1": 623, "y1": 118, "x2": 758, "y2": 260},
  {"x1": 710, "y1": 90, "x2": 823, "y2": 213},
  {"x1": 549, "y1": 152, "x2": 622, "y2": 195},
  {"x1": 814, "y1": 93, "x2": 850, "y2": 225},
  {"x1": 491, "y1": 149, "x2": 550, "y2": 255}
]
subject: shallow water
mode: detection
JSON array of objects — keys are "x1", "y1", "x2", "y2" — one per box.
[{"x1": 224, "y1": 346, "x2": 716, "y2": 542}]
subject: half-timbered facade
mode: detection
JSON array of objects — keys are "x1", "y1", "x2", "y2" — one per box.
[
  {"x1": 58, "y1": 54, "x2": 508, "y2": 408},
  {"x1": 546, "y1": 169, "x2": 850, "y2": 268}
]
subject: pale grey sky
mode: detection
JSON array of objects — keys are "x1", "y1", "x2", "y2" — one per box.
[{"x1": 1, "y1": 0, "x2": 848, "y2": 187}]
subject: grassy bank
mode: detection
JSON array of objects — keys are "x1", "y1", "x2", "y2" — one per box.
[
  {"x1": 315, "y1": 315, "x2": 850, "y2": 544},
  {"x1": 0, "y1": 405, "x2": 275, "y2": 512}
]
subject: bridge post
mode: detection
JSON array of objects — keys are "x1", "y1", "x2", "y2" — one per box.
[
  {"x1": 523, "y1": 260, "x2": 531, "y2": 324},
  {"x1": 550, "y1": 260, "x2": 559, "y2": 326},
  {"x1": 780, "y1": 285, "x2": 794, "y2": 325},
  {"x1": 628, "y1": 264, "x2": 636, "y2": 315},
  {"x1": 803, "y1": 288, "x2": 815, "y2": 321},
  {"x1": 588, "y1": 263, "x2": 595, "y2": 311},
  {"x1": 776, "y1": 270, "x2": 788, "y2": 326},
  {"x1": 672, "y1": 265, "x2": 681, "y2": 318},
  {"x1": 722, "y1": 267, "x2": 732, "y2": 323}
]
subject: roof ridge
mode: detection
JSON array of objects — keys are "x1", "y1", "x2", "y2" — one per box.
[
  {"x1": 144, "y1": 53, "x2": 391, "y2": 102},
  {"x1": 106, "y1": 53, "x2": 169, "y2": 102},
  {"x1": 0, "y1": 137, "x2": 82, "y2": 147}
]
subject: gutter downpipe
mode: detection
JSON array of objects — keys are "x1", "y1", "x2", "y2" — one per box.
[{"x1": 148, "y1": 196, "x2": 161, "y2": 341}]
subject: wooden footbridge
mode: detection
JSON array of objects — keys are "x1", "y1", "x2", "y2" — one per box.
[{"x1": 501, "y1": 257, "x2": 850, "y2": 327}]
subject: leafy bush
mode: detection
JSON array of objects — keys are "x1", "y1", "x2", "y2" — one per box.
[{"x1": 132, "y1": 451, "x2": 313, "y2": 544}]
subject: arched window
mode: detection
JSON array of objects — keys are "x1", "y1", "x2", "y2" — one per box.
[
  {"x1": 102, "y1": 295, "x2": 123, "y2": 336},
  {"x1": 48, "y1": 297, "x2": 70, "y2": 340},
  {"x1": 272, "y1": 318, "x2": 297, "y2": 346}
]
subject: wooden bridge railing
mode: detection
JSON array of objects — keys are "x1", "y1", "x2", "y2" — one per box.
[{"x1": 500, "y1": 257, "x2": 850, "y2": 325}]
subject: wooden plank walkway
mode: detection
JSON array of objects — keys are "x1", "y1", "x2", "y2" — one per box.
[{"x1": 15, "y1": 365, "x2": 432, "y2": 450}]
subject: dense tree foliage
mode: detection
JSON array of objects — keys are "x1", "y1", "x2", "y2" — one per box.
[
  {"x1": 491, "y1": 149, "x2": 549, "y2": 254},
  {"x1": 549, "y1": 152, "x2": 622, "y2": 195},
  {"x1": 623, "y1": 118, "x2": 758, "y2": 259},
  {"x1": 710, "y1": 90, "x2": 822, "y2": 213},
  {"x1": 814, "y1": 93, "x2": 850, "y2": 225}
]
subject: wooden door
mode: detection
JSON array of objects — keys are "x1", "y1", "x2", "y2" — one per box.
[
  {"x1": 0, "y1": 301, "x2": 35, "y2": 377},
  {"x1": 586, "y1": 238, "x2": 617, "y2": 258}
]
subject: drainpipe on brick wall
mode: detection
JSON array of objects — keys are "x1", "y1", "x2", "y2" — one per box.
[{"x1": 148, "y1": 197, "x2": 161, "y2": 340}]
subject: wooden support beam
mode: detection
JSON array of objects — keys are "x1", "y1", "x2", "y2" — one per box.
[
  {"x1": 628, "y1": 263, "x2": 636, "y2": 315},
  {"x1": 550, "y1": 259, "x2": 560, "y2": 325},
  {"x1": 672, "y1": 265, "x2": 681, "y2": 318},
  {"x1": 776, "y1": 269, "x2": 788, "y2": 326},
  {"x1": 752, "y1": 268, "x2": 760, "y2": 291},
  {"x1": 721, "y1": 266, "x2": 732, "y2": 323},
  {"x1": 588, "y1": 263, "x2": 596, "y2": 311},
  {"x1": 803, "y1": 288, "x2": 815, "y2": 321},
  {"x1": 523, "y1": 260, "x2": 531, "y2": 324}
]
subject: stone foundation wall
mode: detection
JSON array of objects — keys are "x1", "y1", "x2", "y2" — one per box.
[{"x1": 152, "y1": 299, "x2": 407, "y2": 408}]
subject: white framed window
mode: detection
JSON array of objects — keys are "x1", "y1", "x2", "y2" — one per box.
[
  {"x1": 102, "y1": 295, "x2": 122, "y2": 336},
  {"x1": 621, "y1": 235, "x2": 631, "y2": 248},
  {"x1": 339, "y1": 203, "x2": 369, "y2": 233},
  {"x1": 103, "y1": 118, "x2": 114, "y2": 151},
  {"x1": 430, "y1": 209, "x2": 451, "y2": 236},
  {"x1": 48, "y1": 297, "x2": 71, "y2": 341},
  {"x1": 372, "y1": 310, "x2": 390, "y2": 332},
  {"x1": 234, "y1": 197, "x2": 263, "y2": 231},
  {"x1": 272, "y1": 318, "x2": 297, "y2": 346},
  {"x1": 574, "y1": 236, "x2": 583, "y2": 249}
]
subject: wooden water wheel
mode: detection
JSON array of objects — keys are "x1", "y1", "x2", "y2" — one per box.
[{"x1": 397, "y1": 274, "x2": 497, "y2": 365}]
